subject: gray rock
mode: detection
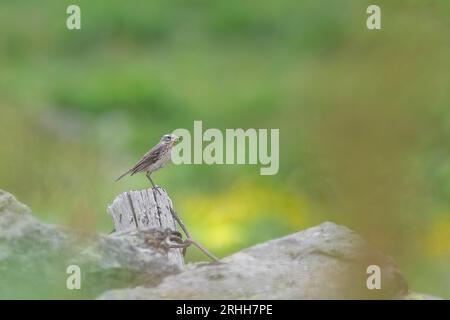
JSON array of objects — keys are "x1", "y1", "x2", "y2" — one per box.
[
  {"x1": 0, "y1": 189, "x2": 411, "y2": 300},
  {"x1": 100, "y1": 222, "x2": 408, "y2": 299},
  {"x1": 0, "y1": 190, "x2": 181, "y2": 299}
]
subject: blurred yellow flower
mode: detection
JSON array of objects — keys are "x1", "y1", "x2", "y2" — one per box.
[
  {"x1": 425, "y1": 215, "x2": 450, "y2": 257},
  {"x1": 181, "y1": 181, "x2": 310, "y2": 252}
]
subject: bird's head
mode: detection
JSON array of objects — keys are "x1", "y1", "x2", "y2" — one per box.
[{"x1": 161, "y1": 134, "x2": 180, "y2": 145}]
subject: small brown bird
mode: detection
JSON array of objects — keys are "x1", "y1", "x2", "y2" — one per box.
[{"x1": 116, "y1": 134, "x2": 180, "y2": 188}]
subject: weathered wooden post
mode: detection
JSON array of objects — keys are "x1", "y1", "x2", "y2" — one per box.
[{"x1": 107, "y1": 187, "x2": 184, "y2": 267}]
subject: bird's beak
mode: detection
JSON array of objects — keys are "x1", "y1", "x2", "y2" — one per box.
[{"x1": 172, "y1": 135, "x2": 180, "y2": 144}]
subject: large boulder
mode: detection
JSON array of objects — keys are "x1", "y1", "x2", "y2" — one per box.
[
  {"x1": 0, "y1": 190, "x2": 181, "y2": 299},
  {"x1": 1, "y1": 189, "x2": 412, "y2": 300},
  {"x1": 100, "y1": 222, "x2": 408, "y2": 299}
]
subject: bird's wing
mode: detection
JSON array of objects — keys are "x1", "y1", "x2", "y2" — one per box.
[{"x1": 129, "y1": 143, "x2": 164, "y2": 175}]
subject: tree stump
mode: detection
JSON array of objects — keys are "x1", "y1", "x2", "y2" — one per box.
[{"x1": 107, "y1": 187, "x2": 184, "y2": 267}]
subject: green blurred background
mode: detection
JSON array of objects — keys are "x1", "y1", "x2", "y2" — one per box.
[{"x1": 0, "y1": 0, "x2": 449, "y2": 298}]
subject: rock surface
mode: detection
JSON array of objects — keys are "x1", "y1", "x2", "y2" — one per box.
[
  {"x1": 0, "y1": 190, "x2": 181, "y2": 299},
  {"x1": 100, "y1": 222, "x2": 408, "y2": 299},
  {"x1": 1, "y1": 189, "x2": 412, "y2": 299}
]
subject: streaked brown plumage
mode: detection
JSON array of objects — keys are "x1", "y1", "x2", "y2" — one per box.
[{"x1": 116, "y1": 134, "x2": 179, "y2": 188}]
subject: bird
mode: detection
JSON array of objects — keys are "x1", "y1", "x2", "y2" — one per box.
[{"x1": 116, "y1": 133, "x2": 180, "y2": 189}]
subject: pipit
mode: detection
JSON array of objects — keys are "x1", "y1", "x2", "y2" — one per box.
[{"x1": 116, "y1": 134, "x2": 179, "y2": 189}]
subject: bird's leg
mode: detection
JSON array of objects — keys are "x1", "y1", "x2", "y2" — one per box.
[
  {"x1": 146, "y1": 172, "x2": 156, "y2": 188},
  {"x1": 146, "y1": 172, "x2": 162, "y2": 195}
]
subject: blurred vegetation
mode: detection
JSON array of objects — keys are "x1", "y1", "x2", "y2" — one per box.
[{"x1": 0, "y1": 0, "x2": 449, "y2": 298}]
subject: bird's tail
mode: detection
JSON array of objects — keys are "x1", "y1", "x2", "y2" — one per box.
[{"x1": 115, "y1": 169, "x2": 132, "y2": 181}]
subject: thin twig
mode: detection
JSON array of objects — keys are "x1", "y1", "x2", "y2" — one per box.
[
  {"x1": 169, "y1": 207, "x2": 220, "y2": 263},
  {"x1": 186, "y1": 238, "x2": 221, "y2": 263},
  {"x1": 170, "y1": 207, "x2": 191, "y2": 238}
]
